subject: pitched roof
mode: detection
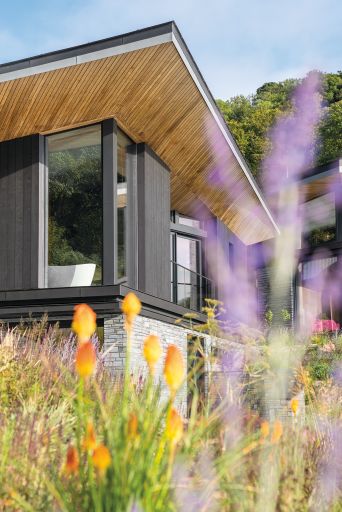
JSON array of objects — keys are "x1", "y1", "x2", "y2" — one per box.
[{"x1": 0, "y1": 21, "x2": 278, "y2": 244}]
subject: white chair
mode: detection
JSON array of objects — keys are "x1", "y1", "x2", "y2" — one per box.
[{"x1": 48, "y1": 264, "x2": 96, "y2": 287}]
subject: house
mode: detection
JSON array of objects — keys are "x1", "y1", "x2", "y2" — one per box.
[
  {"x1": 0, "y1": 22, "x2": 277, "y2": 376},
  {"x1": 296, "y1": 158, "x2": 342, "y2": 329},
  {"x1": 254, "y1": 157, "x2": 342, "y2": 331}
]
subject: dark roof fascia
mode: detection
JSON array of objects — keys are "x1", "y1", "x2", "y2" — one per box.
[
  {"x1": 0, "y1": 22, "x2": 174, "y2": 74},
  {"x1": 300, "y1": 157, "x2": 342, "y2": 183}
]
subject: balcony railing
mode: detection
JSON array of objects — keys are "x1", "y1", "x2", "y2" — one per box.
[{"x1": 170, "y1": 260, "x2": 215, "y2": 311}]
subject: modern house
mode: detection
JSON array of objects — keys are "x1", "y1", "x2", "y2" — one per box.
[
  {"x1": 0, "y1": 22, "x2": 278, "y2": 374},
  {"x1": 254, "y1": 157, "x2": 342, "y2": 331},
  {"x1": 296, "y1": 158, "x2": 342, "y2": 329}
]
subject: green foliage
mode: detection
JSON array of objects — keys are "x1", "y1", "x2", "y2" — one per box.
[
  {"x1": 281, "y1": 309, "x2": 291, "y2": 323},
  {"x1": 217, "y1": 71, "x2": 342, "y2": 180},
  {"x1": 265, "y1": 308, "x2": 273, "y2": 326},
  {"x1": 317, "y1": 100, "x2": 342, "y2": 165},
  {"x1": 309, "y1": 360, "x2": 331, "y2": 381}
]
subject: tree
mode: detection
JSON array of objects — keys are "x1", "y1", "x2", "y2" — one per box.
[{"x1": 217, "y1": 72, "x2": 342, "y2": 183}]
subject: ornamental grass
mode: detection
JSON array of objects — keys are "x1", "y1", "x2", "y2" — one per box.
[{"x1": 0, "y1": 296, "x2": 340, "y2": 511}]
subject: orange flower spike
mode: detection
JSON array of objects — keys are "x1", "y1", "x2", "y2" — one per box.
[
  {"x1": 121, "y1": 292, "x2": 141, "y2": 330},
  {"x1": 260, "y1": 420, "x2": 270, "y2": 439},
  {"x1": 64, "y1": 445, "x2": 79, "y2": 475},
  {"x1": 72, "y1": 304, "x2": 97, "y2": 343},
  {"x1": 82, "y1": 422, "x2": 97, "y2": 451},
  {"x1": 143, "y1": 335, "x2": 162, "y2": 373},
  {"x1": 271, "y1": 420, "x2": 283, "y2": 444},
  {"x1": 75, "y1": 341, "x2": 96, "y2": 378},
  {"x1": 291, "y1": 398, "x2": 299, "y2": 415},
  {"x1": 166, "y1": 407, "x2": 183, "y2": 446},
  {"x1": 92, "y1": 444, "x2": 111, "y2": 473},
  {"x1": 164, "y1": 345, "x2": 185, "y2": 396},
  {"x1": 128, "y1": 413, "x2": 139, "y2": 439}
]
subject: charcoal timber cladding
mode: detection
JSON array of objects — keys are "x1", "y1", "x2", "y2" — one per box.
[
  {"x1": 0, "y1": 134, "x2": 45, "y2": 290},
  {"x1": 136, "y1": 143, "x2": 171, "y2": 301}
]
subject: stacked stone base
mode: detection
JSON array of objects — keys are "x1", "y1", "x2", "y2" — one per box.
[{"x1": 102, "y1": 313, "x2": 305, "y2": 421}]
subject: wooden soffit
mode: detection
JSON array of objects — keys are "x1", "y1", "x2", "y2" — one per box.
[
  {"x1": 0, "y1": 24, "x2": 277, "y2": 244},
  {"x1": 298, "y1": 160, "x2": 342, "y2": 202}
]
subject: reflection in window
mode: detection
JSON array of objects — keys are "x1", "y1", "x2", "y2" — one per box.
[
  {"x1": 176, "y1": 235, "x2": 200, "y2": 309},
  {"x1": 302, "y1": 193, "x2": 336, "y2": 247},
  {"x1": 47, "y1": 125, "x2": 102, "y2": 287},
  {"x1": 117, "y1": 129, "x2": 132, "y2": 279}
]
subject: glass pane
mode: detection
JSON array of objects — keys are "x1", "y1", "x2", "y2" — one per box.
[
  {"x1": 176, "y1": 236, "x2": 199, "y2": 272},
  {"x1": 177, "y1": 214, "x2": 201, "y2": 229},
  {"x1": 117, "y1": 129, "x2": 131, "y2": 279},
  {"x1": 47, "y1": 125, "x2": 102, "y2": 287},
  {"x1": 302, "y1": 193, "x2": 336, "y2": 247}
]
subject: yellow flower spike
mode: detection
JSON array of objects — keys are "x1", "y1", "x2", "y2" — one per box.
[
  {"x1": 121, "y1": 292, "x2": 142, "y2": 331},
  {"x1": 271, "y1": 420, "x2": 283, "y2": 444},
  {"x1": 260, "y1": 420, "x2": 270, "y2": 439},
  {"x1": 82, "y1": 422, "x2": 97, "y2": 451},
  {"x1": 290, "y1": 398, "x2": 299, "y2": 415},
  {"x1": 75, "y1": 341, "x2": 96, "y2": 378},
  {"x1": 92, "y1": 444, "x2": 111, "y2": 473},
  {"x1": 128, "y1": 413, "x2": 139, "y2": 439},
  {"x1": 72, "y1": 304, "x2": 97, "y2": 343},
  {"x1": 164, "y1": 345, "x2": 185, "y2": 396},
  {"x1": 64, "y1": 445, "x2": 79, "y2": 475},
  {"x1": 143, "y1": 335, "x2": 162, "y2": 374},
  {"x1": 242, "y1": 441, "x2": 258, "y2": 455},
  {"x1": 166, "y1": 407, "x2": 183, "y2": 446}
]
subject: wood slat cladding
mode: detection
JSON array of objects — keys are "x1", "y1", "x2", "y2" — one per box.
[
  {"x1": 0, "y1": 135, "x2": 45, "y2": 291},
  {"x1": 136, "y1": 143, "x2": 171, "y2": 301},
  {"x1": 0, "y1": 42, "x2": 274, "y2": 244}
]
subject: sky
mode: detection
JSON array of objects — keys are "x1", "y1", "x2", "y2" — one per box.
[{"x1": 0, "y1": 0, "x2": 341, "y2": 99}]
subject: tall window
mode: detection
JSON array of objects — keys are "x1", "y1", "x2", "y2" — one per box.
[
  {"x1": 302, "y1": 193, "x2": 336, "y2": 247},
  {"x1": 117, "y1": 129, "x2": 132, "y2": 279},
  {"x1": 172, "y1": 234, "x2": 201, "y2": 309},
  {"x1": 47, "y1": 124, "x2": 102, "y2": 287}
]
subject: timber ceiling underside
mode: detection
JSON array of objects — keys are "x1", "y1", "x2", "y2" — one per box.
[{"x1": 0, "y1": 42, "x2": 274, "y2": 244}]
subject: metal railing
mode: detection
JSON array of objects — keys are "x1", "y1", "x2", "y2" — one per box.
[{"x1": 170, "y1": 260, "x2": 215, "y2": 311}]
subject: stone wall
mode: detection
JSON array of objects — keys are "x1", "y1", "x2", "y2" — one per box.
[
  {"x1": 102, "y1": 313, "x2": 305, "y2": 422},
  {"x1": 103, "y1": 314, "x2": 192, "y2": 413},
  {"x1": 102, "y1": 313, "x2": 244, "y2": 414}
]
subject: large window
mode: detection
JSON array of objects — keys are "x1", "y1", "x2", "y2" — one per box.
[
  {"x1": 117, "y1": 129, "x2": 131, "y2": 280},
  {"x1": 171, "y1": 233, "x2": 201, "y2": 309},
  {"x1": 47, "y1": 124, "x2": 102, "y2": 287},
  {"x1": 302, "y1": 193, "x2": 336, "y2": 247}
]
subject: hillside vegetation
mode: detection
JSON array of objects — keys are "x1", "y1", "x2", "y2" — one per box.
[{"x1": 217, "y1": 71, "x2": 342, "y2": 180}]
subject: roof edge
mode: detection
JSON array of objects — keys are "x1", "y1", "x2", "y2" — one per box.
[
  {"x1": 0, "y1": 20, "x2": 279, "y2": 236},
  {"x1": 170, "y1": 22, "x2": 279, "y2": 235},
  {"x1": 0, "y1": 21, "x2": 174, "y2": 74}
]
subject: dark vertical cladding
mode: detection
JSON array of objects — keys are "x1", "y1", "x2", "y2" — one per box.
[
  {"x1": 136, "y1": 144, "x2": 171, "y2": 301},
  {"x1": 214, "y1": 219, "x2": 256, "y2": 323},
  {"x1": 0, "y1": 134, "x2": 45, "y2": 290},
  {"x1": 102, "y1": 118, "x2": 117, "y2": 285},
  {"x1": 126, "y1": 144, "x2": 138, "y2": 289},
  {"x1": 250, "y1": 241, "x2": 294, "y2": 328}
]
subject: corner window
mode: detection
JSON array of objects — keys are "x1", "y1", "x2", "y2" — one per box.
[
  {"x1": 47, "y1": 124, "x2": 102, "y2": 287},
  {"x1": 117, "y1": 129, "x2": 132, "y2": 280}
]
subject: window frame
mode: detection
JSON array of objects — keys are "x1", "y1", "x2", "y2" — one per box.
[{"x1": 45, "y1": 119, "x2": 134, "y2": 288}]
